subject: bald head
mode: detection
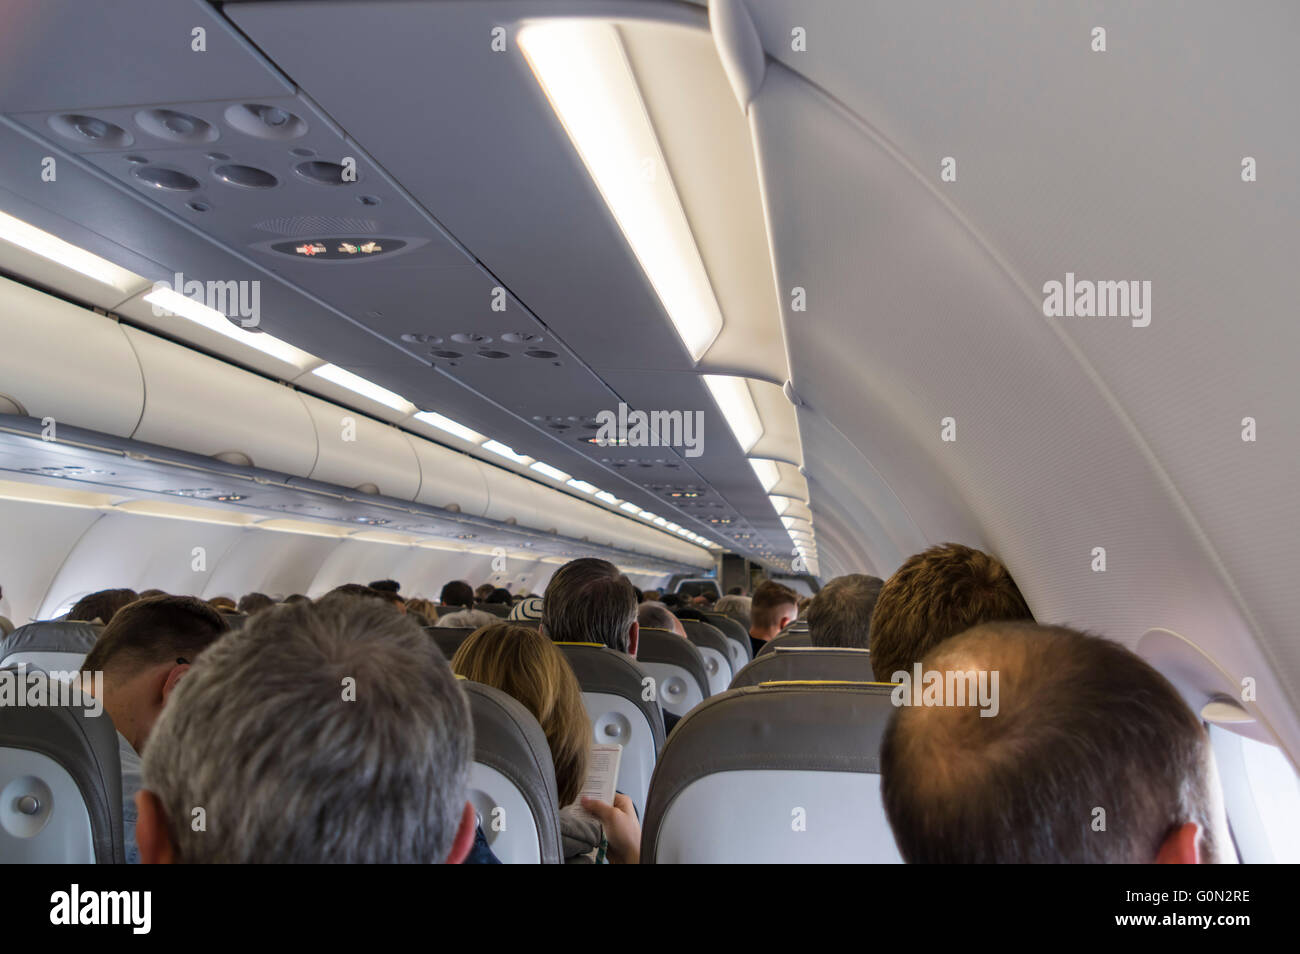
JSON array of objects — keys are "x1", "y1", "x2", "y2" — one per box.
[{"x1": 880, "y1": 622, "x2": 1228, "y2": 864}]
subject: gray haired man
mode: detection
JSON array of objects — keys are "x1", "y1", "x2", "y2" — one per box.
[{"x1": 135, "y1": 598, "x2": 477, "y2": 863}]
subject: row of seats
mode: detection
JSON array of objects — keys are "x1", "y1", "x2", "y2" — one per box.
[{"x1": 1, "y1": 611, "x2": 889, "y2": 863}]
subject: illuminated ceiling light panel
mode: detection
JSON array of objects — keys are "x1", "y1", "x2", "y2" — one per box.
[
  {"x1": 652, "y1": 516, "x2": 669, "y2": 527},
  {"x1": 566, "y1": 479, "x2": 598, "y2": 494},
  {"x1": 703, "y1": 375, "x2": 763, "y2": 454},
  {"x1": 519, "y1": 21, "x2": 723, "y2": 362},
  {"x1": 769, "y1": 494, "x2": 792, "y2": 517},
  {"x1": 529, "y1": 461, "x2": 571, "y2": 481},
  {"x1": 619, "y1": 502, "x2": 641, "y2": 514},
  {"x1": 639, "y1": 511, "x2": 658, "y2": 521},
  {"x1": 311, "y1": 363, "x2": 411, "y2": 411},
  {"x1": 413, "y1": 411, "x2": 485, "y2": 444},
  {"x1": 594, "y1": 491, "x2": 620, "y2": 505},
  {"x1": 146, "y1": 287, "x2": 315, "y2": 367},
  {"x1": 481, "y1": 440, "x2": 533, "y2": 465},
  {"x1": 0, "y1": 210, "x2": 143, "y2": 292},
  {"x1": 748, "y1": 458, "x2": 781, "y2": 493}
]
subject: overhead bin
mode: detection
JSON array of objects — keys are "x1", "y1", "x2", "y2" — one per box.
[
  {"x1": 122, "y1": 325, "x2": 317, "y2": 475},
  {"x1": 298, "y1": 392, "x2": 420, "y2": 500},
  {"x1": 480, "y1": 462, "x2": 544, "y2": 528},
  {"x1": 0, "y1": 276, "x2": 144, "y2": 436},
  {"x1": 408, "y1": 436, "x2": 490, "y2": 517}
]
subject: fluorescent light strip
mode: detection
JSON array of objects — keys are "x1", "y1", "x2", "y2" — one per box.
[
  {"x1": 748, "y1": 458, "x2": 781, "y2": 493},
  {"x1": 413, "y1": 411, "x2": 485, "y2": 444},
  {"x1": 481, "y1": 440, "x2": 533, "y2": 465},
  {"x1": 0, "y1": 210, "x2": 143, "y2": 292},
  {"x1": 311, "y1": 363, "x2": 411, "y2": 412},
  {"x1": 530, "y1": 461, "x2": 571, "y2": 482},
  {"x1": 703, "y1": 375, "x2": 763, "y2": 453},
  {"x1": 639, "y1": 511, "x2": 658, "y2": 521},
  {"x1": 619, "y1": 502, "x2": 641, "y2": 514},
  {"x1": 566, "y1": 479, "x2": 598, "y2": 494},
  {"x1": 519, "y1": 21, "x2": 723, "y2": 362},
  {"x1": 594, "y1": 491, "x2": 619, "y2": 505},
  {"x1": 769, "y1": 494, "x2": 791, "y2": 517},
  {"x1": 145, "y1": 287, "x2": 315, "y2": 367}
]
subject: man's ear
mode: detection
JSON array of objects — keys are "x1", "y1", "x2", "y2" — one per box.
[
  {"x1": 135, "y1": 790, "x2": 177, "y2": 864},
  {"x1": 445, "y1": 801, "x2": 477, "y2": 864},
  {"x1": 160, "y1": 663, "x2": 191, "y2": 703},
  {"x1": 1155, "y1": 822, "x2": 1200, "y2": 864},
  {"x1": 627, "y1": 620, "x2": 639, "y2": 658}
]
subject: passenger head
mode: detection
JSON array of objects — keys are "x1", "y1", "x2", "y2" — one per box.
[
  {"x1": 642, "y1": 589, "x2": 661, "y2": 602},
  {"x1": 67, "y1": 588, "x2": 139, "y2": 625},
  {"x1": 713, "y1": 594, "x2": 752, "y2": 629},
  {"x1": 81, "y1": 596, "x2": 229, "y2": 751},
  {"x1": 880, "y1": 622, "x2": 1230, "y2": 864},
  {"x1": 750, "y1": 580, "x2": 799, "y2": 639},
  {"x1": 138, "y1": 588, "x2": 169, "y2": 600},
  {"x1": 869, "y1": 543, "x2": 1032, "y2": 681},
  {"x1": 206, "y1": 596, "x2": 237, "y2": 612},
  {"x1": 485, "y1": 587, "x2": 512, "y2": 605},
  {"x1": 236, "y1": 592, "x2": 275, "y2": 616},
  {"x1": 136, "y1": 597, "x2": 475, "y2": 863},
  {"x1": 368, "y1": 579, "x2": 401, "y2": 595},
  {"x1": 440, "y1": 580, "x2": 475, "y2": 610},
  {"x1": 474, "y1": 584, "x2": 495, "y2": 602},
  {"x1": 282, "y1": 594, "x2": 310, "y2": 605},
  {"x1": 322, "y1": 583, "x2": 386, "y2": 603},
  {"x1": 806, "y1": 574, "x2": 884, "y2": 649},
  {"x1": 436, "y1": 608, "x2": 499, "y2": 630},
  {"x1": 404, "y1": 597, "x2": 437, "y2": 626},
  {"x1": 637, "y1": 601, "x2": 685, "y2": 638},
  {"x1": 452, "y1": 623, "x2": 589, "y2": 806},
  {"x1": 508, "y1": 595, "x2": 544, "y2": 622},
  {"x1": 542, "y1": 558, "x2": 639, "y2": 655}
]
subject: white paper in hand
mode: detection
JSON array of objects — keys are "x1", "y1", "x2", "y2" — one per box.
[{"x1": 570, "y1": 743, "x2": 622, "y2": 824}]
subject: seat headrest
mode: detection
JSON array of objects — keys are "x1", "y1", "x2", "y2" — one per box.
[
  {"x1": 0, "y1": 620, "x2": 101, "y2": 661},
  {"x1": 461, "y1": 681, "x2": 563, "y2": 864},
  {"x1": 730, "y1": 646, "x2": 875, "y2": 689},
  {"x1": 0, "y1": 670, "x2": 124, "y2": 862},
  {"x1": 636, "y1": 628, "x2": 710, "y2": 699}
]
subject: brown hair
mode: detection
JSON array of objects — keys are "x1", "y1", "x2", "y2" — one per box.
[
  {"x1": 541, "y1": 558, "x2": 636, "y2": 653},
  {"x1": 807, "y1": 574, "x2": 883, "y2": 649},
  {"x1": 880, "y1": 622, "x2": 1219, "y2": 863},
  {"x1": 68, "y1": 588, "x2": 139, "y2": 625},
  {"x1": 452, "y1": 622, "x2": 590, "y2": 806},
  {"x1": 83, "y1": 595, "x2": 229, "y2": 677},
  {"x1": 869, "y1": 543, "x2": 1032, "y2": 681},
  {"x1": 750, "y1": 580, "x2": 799, "y2": 631}
]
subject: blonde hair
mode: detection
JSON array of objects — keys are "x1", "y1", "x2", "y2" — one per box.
[{"x1": 452, "y1": 623, "x2": 590, "y2": 806}]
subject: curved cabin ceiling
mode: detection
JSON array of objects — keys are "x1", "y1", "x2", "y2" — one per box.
[{"x1": 0, "y1": 0, "x2": 1295, "y2": 764}]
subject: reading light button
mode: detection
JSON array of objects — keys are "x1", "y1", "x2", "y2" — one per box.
[{"x1": 17, "y1": 796, "x2": 39, "y2": 815}]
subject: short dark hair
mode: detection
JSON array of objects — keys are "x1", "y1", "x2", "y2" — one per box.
[
  {"x1": 324, "y1": 584, "x2": 385, "y2": 602},
  {"x1": 880, "y1": 622, "x2": 1221, "y2": 863},
  {"x1": 237, "y1": 592, "x2": 276, "y2": 616},
  {"x1": 870, "y1": 543, "x2": 1032, "y2": 681},
  {"x1": 484, "y1": 587, "x2": 512, "y2": 605},
  {"x1": 283, "y1": 594, "x2": 310, "y2": 605},
  {"x1": 750, "y1": 580, "x2": 799, "y2": 630},
  {"x1": 67, "y1": 588, "x2": 139, "y2": 625},
  {"x1": 807, "y1": 574, "x2": 883, "y2": 649},
  {"x1": 440, "y1": 581, "x2": 474, "y2": 610},
  {"x1": 542, "y1": 558, "x2": 636, "y2": 653},
  {"x1": 368, "y1": 579, "x2": 401, "y2": 594},
  {"x1": 83, "y1": 595, "x2": 229, "y2": 677}
]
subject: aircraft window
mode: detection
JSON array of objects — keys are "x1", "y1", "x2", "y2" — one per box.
[{"x1": 1209, "y1": 724, "x2": 1300, "y2": 863}]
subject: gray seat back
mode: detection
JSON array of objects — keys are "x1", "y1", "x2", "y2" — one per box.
[
  {"x1": 636, "y1": 628, "x2": 711, "y2": 716},
  {"x1": 641, "y1": 681, "x2": 902, "y2": 863},
  {"x1": 555, "y1": 643, "x2": 664, "y2": 819},
  {"x1": 0, "y1": 621, "x2": 102, "y2": 673},
  {"x1": 701, "y1": 612, "x2": 753, "y2": 668},
  {"x1": 730, "y1": 647, "x2": 874, "y2": 689},
  {"x1": 461, "y1": 681, "x2": 563, "y2": 864},
  {"x1": 757, "y1": 629, "x2": 812, "y2": 657},
  {"x1": 0, "y1": 669, "x2": 124, "y2": 862},
  {"x1": 682, "y1": 621, "x2": 733, "y2": 694},
  {"x1": 427, "y1": 627, "x2": 476, "y2": 661},
  {"x1": 684, "y1": 617, "x2": 749, "y2": 676},
  {"x1": 476, "y1": 602, "x2": 511, "y2": 618}
]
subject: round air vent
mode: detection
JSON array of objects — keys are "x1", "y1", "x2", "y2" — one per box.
[
  {"x1": 224, "y1": 103, "x2": 308, "y2": 140},
  {"x1": 135, "y1": 108, "x2": 217, "y2": 144},
  {"x1": 501, "y1": 332, "x2": 543, "y2": 344},
  {"x1": 212, "y1": 163, "x2": 278, "y2": 189},
  {"x1": 401, "y1": 333, "x2": 442, "y2": 344},
  {"x1": 477, "y1": 350, "x2": 509, "y2": 359},
  {"x1": 450, "y1": 333, "x2": 490, "y2": 344},
  {"x1": 294, "y1": 160, "x2": 354, "y2": 185},
  {"x1": 47, "y1": 114, "x2": 133, "y2": 148},
  {"x1": 431, "y1": 350, "x2": 463, "y2": 359},
  {"x1": 131, "y1": 165, "x2": 200, "y2": 191},
  {"x1": 525, "y1": 349, "x2": 558, "y2": 359}
]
